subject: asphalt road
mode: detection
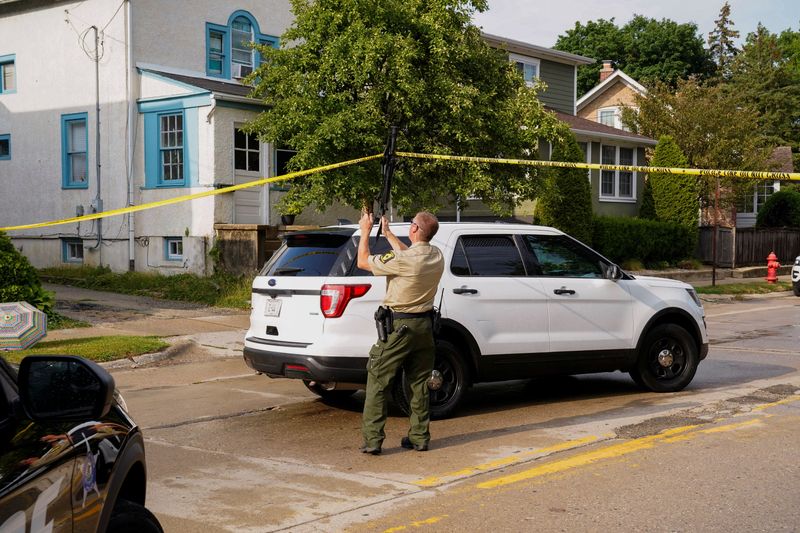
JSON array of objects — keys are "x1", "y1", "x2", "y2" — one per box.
[{"x1": 62, "y1": 288, "x2": 800, "y2": 532}]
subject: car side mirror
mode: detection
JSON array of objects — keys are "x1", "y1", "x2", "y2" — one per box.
[
  {"x1": 18, "y1": 356, "x2": 115, "y2": 421},
  {"x1": 604, "y1": 264, "x2": 622, "y2": 280}
]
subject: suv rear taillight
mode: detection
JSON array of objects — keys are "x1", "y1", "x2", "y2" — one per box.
[{"x1": 320, "y1": 284, "x2": 372, "y2": 318}]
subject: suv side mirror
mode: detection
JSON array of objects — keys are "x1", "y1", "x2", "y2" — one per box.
[
  {"x1": 18, "y1": 356, "x2": 115, "y2": 421},
  {"x1": 604, "y1": 264, "x2": 623, "y2": 281}
]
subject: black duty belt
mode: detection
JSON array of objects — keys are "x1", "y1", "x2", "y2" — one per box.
[{"x1": 392, "y1": 310, "x2": 433, "y2": 319}]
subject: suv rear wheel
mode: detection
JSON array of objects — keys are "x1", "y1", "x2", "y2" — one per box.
[
  {"x1": 392, "y1": 340, "x2": 469, "y2": 419},
  {"x1": 630, "y1": 324, "x2": 698, "y2": 392}
]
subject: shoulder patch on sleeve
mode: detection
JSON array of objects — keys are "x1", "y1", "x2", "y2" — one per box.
[{"x1": 379, "y1": 251, "x2": 396, "y2": 264}]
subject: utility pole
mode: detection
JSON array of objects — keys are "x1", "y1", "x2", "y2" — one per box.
[{"x1": 92, "y1": 25, "x2": 103, "y2": 266}]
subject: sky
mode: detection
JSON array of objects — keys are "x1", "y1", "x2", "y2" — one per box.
[{"x1": 472, "y1": 0, "x2": 800, "y2": 49}]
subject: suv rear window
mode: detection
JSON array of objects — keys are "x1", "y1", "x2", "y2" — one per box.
[
  {"x1": 261, "y1": 233, "x2": 351, "y2": 276},
  {"x1": 261, "y1": 232, "x2": 412, "y2": 277}
]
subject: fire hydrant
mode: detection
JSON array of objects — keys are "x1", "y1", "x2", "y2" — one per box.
[{"x1": 766, "y1": 252, "x2": 780, "y2": 283}]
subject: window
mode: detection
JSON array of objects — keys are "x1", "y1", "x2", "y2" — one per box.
[
  {"x1": 0, "y1": 55, "x2": 15, "y2": 94},
  {"x1": 164, "y1": 237, "x2": 183, "y2": 261},
  {"x1": 510, "y1": 54, "x2": 540, "y2": 87},
  {"x1": 524, "y1": 235, "x2": 604, "y2": 278},
  {"x1": 205, "y1": 12, "x2": 278, "y2": 79},
  {"x1": 208, "y1": 29, "x2": 225, "y2": 76},
  {"x1": 231, "y1": 16, "x2": 254, "y2": 71},
  {"x1": 159, "y1": 112, "x2": 184, "y2": 184},
  {"x1": 0, "y1": 134, "x2": 9, "y2": 160},
  {"x1": 737, "y1": 181, "x2": 778, "y2": 215},
  {"x1": 451, "y1": 235, "x2": 526, "y2": 276},
  {"x1": 61, "y1": 113, "x2": 88, "y2": 189},
  {"x1": 234, "y1": 128, "x2": 259, "y2": 172},
  {"x1": 600, "y1": 144, "x2": 636, "y2": 201},
  {"x1": 599, "y1": 108, "x2": 617, "y2": 127},
  {"x1": 62, "y1": 239, "x2": 84, "y2": 263}
]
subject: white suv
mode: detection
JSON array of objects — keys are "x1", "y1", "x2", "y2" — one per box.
[
  {"x1": 792, "y1": 255, "x2": 800, "y2": 296},
  {"x1": 243, "y1": 223, "x2": 709, "y2": 418}
]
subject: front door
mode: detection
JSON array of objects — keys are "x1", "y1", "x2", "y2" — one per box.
[
  {"x1": 521, "y1": 234, "x2": 633, "y2": 353},
  {"x1": 233, "y1": 126, "x2": 265, "y2": 224}
]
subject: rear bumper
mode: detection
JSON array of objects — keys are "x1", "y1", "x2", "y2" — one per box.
[{"x1": 243, "y1": 344, "x2": 368, "y2": 383}]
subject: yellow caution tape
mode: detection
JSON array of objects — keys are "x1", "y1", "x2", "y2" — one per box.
[
  {"x1": 4, "y1": 149, "x2": 797, "y2": 233},
  {"x1": 0, "y1": 154, "x2": 382, "y2": 232},
  {"x1": 396, "y1": 151, "x2": 800, "y2": 181}
]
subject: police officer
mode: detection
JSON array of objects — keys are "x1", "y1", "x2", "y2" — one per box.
[{"x1": 357, "y1": 209, "x2": 444, "y2": 455}]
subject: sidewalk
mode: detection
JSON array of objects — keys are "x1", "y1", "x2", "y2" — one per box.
[{"x1": 45, "y1": 284, "x2": 250, "y2": 362}]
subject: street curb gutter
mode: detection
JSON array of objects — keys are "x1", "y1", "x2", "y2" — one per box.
[{"x1": 101, "y1": 339, "x2": 196, "y2": 370}]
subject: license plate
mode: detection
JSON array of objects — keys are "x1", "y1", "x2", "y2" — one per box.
[{"x1": 264, "y1": 299, "x2": 282, "y2": 317}]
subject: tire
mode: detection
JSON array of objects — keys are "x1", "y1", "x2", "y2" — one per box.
[
  {"x1": 793, "y1": 281, "x2": 800, "y2": 297},
  {"x1": 303, "y1": 380, "x2": 357, "y2": 401},
  {"x1": 107, "y1": 499, "x2": 163, "y2": 533},
  {"x1": 392, "y1": 340, "x2": 469, "y2": 419},
  {"x1": 630, "y1": 324, "x2": 699, "y2": 392}
]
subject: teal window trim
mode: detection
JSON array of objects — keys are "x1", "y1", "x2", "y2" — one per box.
[
  {"x1": 163, "y1": 237, "x2": 183, "y2": 261},
  {"x1": 0, "y1": 134, "x2": 9, "y2": 160},
  {"x1": 206, "y1": 23, "x2": 229, "y2": 78},
  {"x1": 143, "y1": 103, "x2": 199, "y2": 189},
  {"x1": 205, "y1": 12, "x2": 278, "y2": 80},
  {"x1": 61, "y1": 238, "x2": 84, "y2": 263},
  {"x1": 61, "y1": 112, "x2": 89, "y2": 189},
  {"x1": 0, "y1": 54, "x2": 16, "y2": 94}
]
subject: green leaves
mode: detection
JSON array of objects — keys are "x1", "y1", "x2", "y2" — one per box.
[{"x1": 248, "y1": 0, "x2": 562, "y2": 216}]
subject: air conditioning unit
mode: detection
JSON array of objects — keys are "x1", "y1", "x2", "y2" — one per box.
[{"x1": 233, "y1": 64, "x2": 253, "y2": 79}]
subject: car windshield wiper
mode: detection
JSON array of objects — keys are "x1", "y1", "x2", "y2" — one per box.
[{"x1": 273, "y1": 267, "x2": 304, "y2": 275}]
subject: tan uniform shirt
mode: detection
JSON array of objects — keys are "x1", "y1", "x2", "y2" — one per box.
[{"x1": 368, "y1": 242, "x2": 445, "y2": 313}]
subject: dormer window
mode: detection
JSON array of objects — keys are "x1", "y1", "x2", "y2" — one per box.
[
  {"x1": 205, "y1": 11, "x2": 278, "y2": 80},
  {"x1": 510, "y1": 53, "x2": 540, "y2": 87}
]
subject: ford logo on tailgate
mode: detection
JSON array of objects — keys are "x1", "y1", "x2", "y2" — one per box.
[{"x1": 268, "y1": 279, "x2": 277, "y2": 287}]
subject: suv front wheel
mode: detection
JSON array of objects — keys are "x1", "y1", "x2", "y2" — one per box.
[
  {"x1": 392, "y1": 340, "x2": 469, "y2": 419},
  {"x1": 630, "y1": 324, "x2": 699, "y2": 392}
]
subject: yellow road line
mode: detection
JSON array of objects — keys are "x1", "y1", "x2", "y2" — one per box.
[
  {"x1": 751, "y1": 395, "x2": 800, "y2": 412},
  {"x1": 383, "y1": 515, "x2": 448, "y2": 532},
  {"x1": 415, "y1": 435, "x2": 601, "y2": 487}
]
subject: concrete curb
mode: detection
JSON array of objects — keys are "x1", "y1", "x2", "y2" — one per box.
[
  {"x1": 699, "y1": 290, "x2": 795, "y2": 304},
  {"x1": 101, "y1": 339, "x2": 196, "y2": 370}
]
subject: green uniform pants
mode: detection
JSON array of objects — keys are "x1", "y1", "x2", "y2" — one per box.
[{"x1": 361, "y1": 316, "x2": 435, "y2": 449}]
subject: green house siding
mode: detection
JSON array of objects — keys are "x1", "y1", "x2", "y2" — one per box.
[{"x1": 538, "y1": 60, "x2": 574, "y2": 114}]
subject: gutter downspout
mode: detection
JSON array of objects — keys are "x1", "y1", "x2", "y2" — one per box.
[{"x1": 125, "y1": 0, "x2": 135, "y2": 271}]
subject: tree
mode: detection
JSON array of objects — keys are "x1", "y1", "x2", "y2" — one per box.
[
  {"x1": 622, "y1": 79, "x2": 771, "y2": 218},
  {"x1": 248, "y1": 0, "x2": 566, "y2": 216},
  {"x1": 728, "y1": 24, "x2": 800, "y2": 158},
  {"x1": 554, "y1": 15, "x2": 714, "y2": 97},
  {"x1": 536, "y1": 133, "x2": 593, "y2": 243},
  {"x1": 756, "y1": 189, "x2": 800, "y2": 228},
  {"x1": 648, "y1": 136, "x2": 698, "y2": 229},
  {"x1": 707, "y1": 1, "x2": 740, "y2": 79}
]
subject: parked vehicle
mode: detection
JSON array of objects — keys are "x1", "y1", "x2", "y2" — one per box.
[
  {"x1": 0, "y1": 355, "x2": 162, "y2": 533},
  {"x1": 792, "y1": 255, "x2": 800, "y2": 296},
  {"x1": 243, "y1": 223, "x2": 709, "y2": 418}
]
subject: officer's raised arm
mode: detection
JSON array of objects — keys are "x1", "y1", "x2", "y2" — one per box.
[
  {"x1": 357, "y1": 208, "x2": 373, "y2": 272},
  {"x1": 381, "y1": 216, "x2": 408, "y2": 251}
]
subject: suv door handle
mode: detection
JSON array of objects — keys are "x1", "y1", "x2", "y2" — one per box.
[
  {"x1": 452, "y1": 287, "x2": 478, "y2": 295},
  {"x1": 553, "y1": 288, "x2": 576, "y2": 295}
]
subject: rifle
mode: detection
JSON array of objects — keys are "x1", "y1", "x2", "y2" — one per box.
[{"x1": 376, "y1": 125, "x2": 398, "y2": 239}]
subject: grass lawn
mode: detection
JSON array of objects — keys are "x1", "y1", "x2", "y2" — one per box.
[
  {"x1": 2, "y1": 336, "x2": 169, "y2": 364},
  {"x1": 696, "y1": 280, "x2": 793, "y2": 295},
  {"x1": 40, "y1": 266, "x2": 252, "y2": 309}
]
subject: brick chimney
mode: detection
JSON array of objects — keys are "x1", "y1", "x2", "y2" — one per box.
[{"x1": 599, "y1": 60, "x2": 614, "y2": 82}]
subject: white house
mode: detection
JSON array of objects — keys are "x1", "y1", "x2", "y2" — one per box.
[{"x1": 0, "y1": 0, "x2": 293, "y2": 274}]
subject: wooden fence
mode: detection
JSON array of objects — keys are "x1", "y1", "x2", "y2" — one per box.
[{"x1": 698, "y1": 227, "x2": 800, "y2": 267}]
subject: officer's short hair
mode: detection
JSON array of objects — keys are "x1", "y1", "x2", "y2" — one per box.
[{"x1": 415, "y1": 212, "x2": 439, "y2": 241}]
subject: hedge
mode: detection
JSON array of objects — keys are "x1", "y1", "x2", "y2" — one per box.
[
  {"x1": 0, "y1": 231, "x2": 54, "y2": 315},
  {"x1": 592, "y1": 216, "x2": 696, "y2": 264},
  {"x1": 755, "y1": 190, "x2": 800, "y2": 228}
]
